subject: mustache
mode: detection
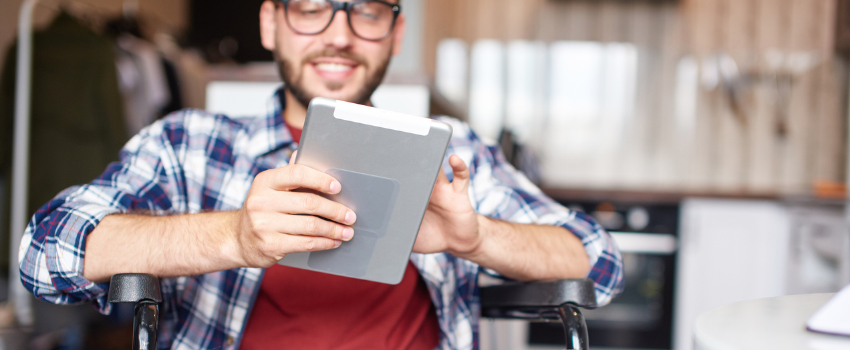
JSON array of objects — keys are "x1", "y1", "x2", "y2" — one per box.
[{"x1": 302, "y1": 48, "x2": 367, "y2": 67}]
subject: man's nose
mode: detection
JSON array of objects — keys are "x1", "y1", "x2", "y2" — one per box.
[{"x1": 322, "y1": 9, "x2": 354, "y2": 48}]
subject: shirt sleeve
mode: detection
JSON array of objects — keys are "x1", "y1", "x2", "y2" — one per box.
[
  {"x1": 17, "y1": 115, "x2": 186, "y2": 314},
  {"x1": 444, "y1": 119, "x2": 625, "y2": 306}
]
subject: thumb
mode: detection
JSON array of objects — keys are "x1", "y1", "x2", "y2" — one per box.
[{"x1": 448, "y1": 155, "x2": 470, "y2": 193}]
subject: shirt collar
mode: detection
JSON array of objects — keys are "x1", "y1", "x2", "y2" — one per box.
[{"x1": 244, "y1": 87, "x2": 294, "y2": 159}]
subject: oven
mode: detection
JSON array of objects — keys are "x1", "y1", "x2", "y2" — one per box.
[{"x1": 528, "y1": 198, "x2": 680, "y2": 349}]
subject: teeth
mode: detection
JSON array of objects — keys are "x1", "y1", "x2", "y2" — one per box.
[{"x1": 315, "y1": 63, "x2": 353, "y2": 72}]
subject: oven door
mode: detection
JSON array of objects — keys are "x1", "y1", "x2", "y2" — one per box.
[{"x1": 528, "y1": 202, "x2": 679, "y2": 350}]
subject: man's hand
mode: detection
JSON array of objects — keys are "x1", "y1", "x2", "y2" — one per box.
[
  {"x1": 231, "y1": 163, "x2": 357, "y2": 268},
  {"x1": 83, "y1": 159, "x2": 358, "y2": 282},
  {"x1": 410, "y1": 154, "x2": 591, "y2": 281},
  {"x1": 413, "y1": 155, "x2": 483, "y2": 256}
]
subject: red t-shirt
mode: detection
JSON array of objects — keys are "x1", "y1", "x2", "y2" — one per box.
[{"x1": 239, "y1": 122, "x2": 440, "y2": 350}]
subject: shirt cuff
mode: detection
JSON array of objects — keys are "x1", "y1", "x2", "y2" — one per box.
[{"x1": 27, "y1": 201, "x2": 123, "y2": 314}]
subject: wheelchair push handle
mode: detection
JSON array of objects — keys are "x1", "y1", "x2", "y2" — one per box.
[{"x1": 108, "y1": 273, "x2": 161, "y2": 350}]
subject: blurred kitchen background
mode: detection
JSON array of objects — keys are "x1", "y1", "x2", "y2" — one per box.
[{"x1": 1, "y1": 0, "x2": 850, "y2": 349}]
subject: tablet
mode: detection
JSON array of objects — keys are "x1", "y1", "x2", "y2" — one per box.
[{"x1": 277, "y1": 97, "x2": 453, "y2": 284}]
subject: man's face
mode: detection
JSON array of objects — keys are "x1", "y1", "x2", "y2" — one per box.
[{"x1": 260, "y1": 0, "x2": 405, "y2": 107}]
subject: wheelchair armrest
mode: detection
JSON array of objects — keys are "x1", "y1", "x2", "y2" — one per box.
[
  {"x1": 480, "y1": 278, "x2": 597, "y2": 320},
  {"x1": 108, "y1": 273, "x2": 162, "y2": 304},
  {"x1": 481, "y1": 278, "x2": 597, "y2": 350}
]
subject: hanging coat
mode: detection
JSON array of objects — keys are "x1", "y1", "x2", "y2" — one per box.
[{"x1": 0, "y1": 12, "x2": 128, "y2": 253}]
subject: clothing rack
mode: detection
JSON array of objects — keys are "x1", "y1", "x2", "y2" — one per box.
[
  {"x1": 11, "y1": 0, "x2": 39, "y2": 328},
  {"x1": 9, "y1": 0, "x2": 140, "y2": 328}
]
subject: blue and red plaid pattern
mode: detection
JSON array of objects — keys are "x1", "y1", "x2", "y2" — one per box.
[{"x1": 19, "y1": 89, "x2": 623, "y2": 350}]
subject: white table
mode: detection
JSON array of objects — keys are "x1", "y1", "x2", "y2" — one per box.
[{"x1": 695, "y1": 293, "x2": 850, "y2": 350}]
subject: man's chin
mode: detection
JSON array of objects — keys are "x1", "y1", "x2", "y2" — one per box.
[
  {"x1": 281, "y1": 65, "x2": 387, "y2": 107},
  {"x1": 306, "y1": 87, "x2": 370, "y2": 104}
]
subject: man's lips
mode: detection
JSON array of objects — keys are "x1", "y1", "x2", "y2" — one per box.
[{"x1": 310, "y1": 58, "x2": 359, "y2": 80}]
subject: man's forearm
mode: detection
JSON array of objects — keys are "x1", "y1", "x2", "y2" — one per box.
[
  {"x1": 458, "y1": 215, "x2": 591, "y2": 282},
  {"x1": 83, "y1": 212, "x2": 241, "y2": 283},
  {"x1": 82, "y1": 164, "x2": 356, "y2": 283}
]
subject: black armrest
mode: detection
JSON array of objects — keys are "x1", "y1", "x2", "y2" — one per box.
[
  {"x1": 108, "y1": 273, "x2": 162, "y2": 304},
  {"x1": 108, "y1": 273, "x2": 161, "y2": 350},
  {"x1": 480, "y1": 278, "x2": 596, "y2": 320},
  {"x1": 480, "y1": 278, "x2": 597, "y2": 350}
]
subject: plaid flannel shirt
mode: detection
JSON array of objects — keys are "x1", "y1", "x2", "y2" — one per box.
[{"x1": 19, "y1": 89, "x2": 623, "y2": 350}]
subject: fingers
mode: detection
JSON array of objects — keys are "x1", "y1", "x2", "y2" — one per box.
[
  {"x1": 448, "y1": 155, "x2": 470, "y2": 192},
  {"x1": 276, "y1": 192, "x2": 356, "y2": 225},
  {"x1": 249, "y1": 234, "x2": 341, "y2": 267},
  {"x1": 260, "y1": 164, "x2": 341, "y2": 194},
  {"x1": 280, "y1": 235, "x2": 342, "y2": 253},
  {"x1": 276, "y1": 215, "x2": 354, "y2": 241}
]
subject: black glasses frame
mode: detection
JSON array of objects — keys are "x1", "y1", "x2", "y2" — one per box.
[{"x1": 278, "y1": 0, "x2": 402, "y2": 41}]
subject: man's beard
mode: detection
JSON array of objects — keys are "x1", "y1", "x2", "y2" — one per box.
[{"x1": 276, "y1": 47, "x2": 392, "y2": 108}]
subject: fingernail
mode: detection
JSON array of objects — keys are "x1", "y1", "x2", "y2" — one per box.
[
  {"x1": 329, "y1": 181, "x2": 341, "y2": 193},
  {"x1": 342, "y1": 227, "x2": 354, "y2": 240},
  {"x1": 345, "y1": 211, "x2": 356, "y2": 224},
  {"x1": 334, "y1": 240, "x2": 342, "y2": 247}
]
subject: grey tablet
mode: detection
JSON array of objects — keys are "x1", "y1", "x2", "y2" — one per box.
[{"x1": 277, "y1": 97, "x2": 453, "y2": 284}]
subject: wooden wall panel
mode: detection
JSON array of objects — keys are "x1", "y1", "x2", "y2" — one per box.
[
  {"x1": 687, "y1": 0, "x2": 720, "y2": 189},
  {"x1": 423, "y1": 0, "x2": 467, "y2": 77},
  {"x1": 682, "y1": 0, "x2": 845, "y2": 195},
  {"x1": 424, "y1": 0, "x2": 846, "y2": 195},
  {"x1": 649, "y1": 5, "x2": 683, "y2": 190},
  {"x1": 503, "y1": 0, "x2": 544, "y2": 40},
  {"x1": 816, "y1": 60, "x2": 847, "y2": 184},
  {"x1": 622, "y1": 1, "x2": 663, "y2": 188},
  {"x1": 813, "y1": 0, "x2": 845, "y2": 186},
  {"x1": 595, "y1": 1, "x2": 625, "y2": 43},
  {"x1": 716, "y1": 0, "x2": 748, "y2": 191},
  {"x1": 747, "y1": 0, "x2": 783, "y2": 192},
  {"x1": 780, "y1": 0, "x2": 816, "y2": 192}
]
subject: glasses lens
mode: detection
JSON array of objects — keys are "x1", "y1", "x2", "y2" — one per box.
[
  {"x1": 286, "y1": 0, "x2": 334, "y2": 34},
  {"x1": 349, "y1": 1, "x2": 395, "y2": 40}
]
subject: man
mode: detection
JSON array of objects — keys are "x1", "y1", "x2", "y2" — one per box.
[{"x1": 19, "y1": 0, "x2": 623, "y2": 349}]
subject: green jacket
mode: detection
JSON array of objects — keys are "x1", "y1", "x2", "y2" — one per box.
[{"x1": 0, "y1": 12, "x2": 128, "y2": 268}]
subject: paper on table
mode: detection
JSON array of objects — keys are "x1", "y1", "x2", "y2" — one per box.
[{"x1": 807, "y1": 284, "x2": 850, "y2": 337}]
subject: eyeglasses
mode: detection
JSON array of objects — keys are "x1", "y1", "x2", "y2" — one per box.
[{"x1": 278, "y1": 0, "x2": 401, "y2": 41}]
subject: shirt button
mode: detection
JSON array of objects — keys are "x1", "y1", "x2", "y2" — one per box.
[{"x1": 225, "y1": 336, "x2": 235, "y2": 346}]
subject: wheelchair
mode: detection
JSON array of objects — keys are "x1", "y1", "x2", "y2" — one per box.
[{"x1": 109, "y1": 274, "x2": 598, "y2": 350}]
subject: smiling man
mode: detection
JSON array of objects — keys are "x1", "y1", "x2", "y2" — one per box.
[{"x1": 19, "y1": 1, "x2": 623, "y2": 349}]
